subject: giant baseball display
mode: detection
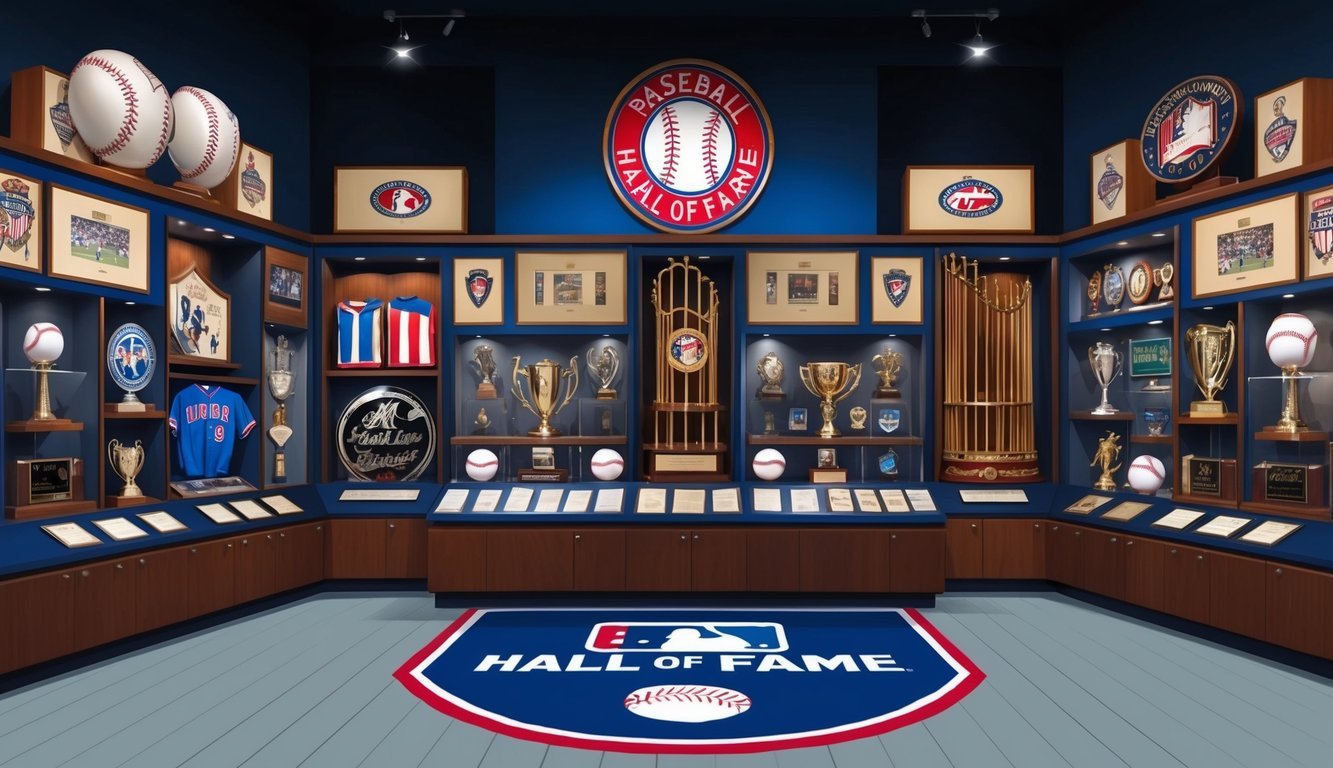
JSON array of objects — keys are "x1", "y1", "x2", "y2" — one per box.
[
  {"x1": 68, "y1": 50, "x2": 174, "y2": 169},
  {"x1": 168, "y1": 86, "x2": 241, "y2": 189}
]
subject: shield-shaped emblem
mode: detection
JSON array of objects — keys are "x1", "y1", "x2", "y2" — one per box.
[
  {"x1": 1265, "y1": 96, "x2": 1297, "y2": 162},
  {"x1": 467, "y1": 269, "x2": 493, "y2": 308},
  {"x1": 0, "y1": 178, "x2": 35, "y2": 257},
  {"x1": 878, "y1": 449, "x2": 900, "y2": 477},
  {"x1": 1310, "y1": 196, "x2": 1333, "y2": 264},
  {"x1": 48, "y1": 87, "x2": 77, "y2": 149},
  {"x1": 877, "y1": 408, "x2": 901, "y2": 434},
  {"x1": 1097, "y1": 159, "x2": 1124, "y2": 210},
  {"x1": 883, "y1": 269, "x2": 911, "y2": 308}
]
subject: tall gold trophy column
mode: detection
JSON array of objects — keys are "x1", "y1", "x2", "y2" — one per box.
[{"x1": 941, "y1": 252, "x2": 1041, "y2": 482}]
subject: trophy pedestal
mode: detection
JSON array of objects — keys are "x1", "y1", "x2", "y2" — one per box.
[
  {"x1": 757, "y1": 388, "x2": 785, "y2": 400},
  {"x1": 5, "y1": 417, "x2": 81, "y2": 431},
  {"x1": 517, "y1": 468, "x2": 569, "y2": 483},
  {"x1": 809, "y1": 467, "x2": 847, "y2": 484},
  {"x1": 1189, "y1": 400, "x2": 1228, "y2": 416},
  {"x1": 109, "y1": 401, "x2": 148, "y2": 413},
  {"x1": 109, "y1": 494, "x2": 158, "y2": 508},
  {"x1": 873, "y1": 388, "x2": 901, "y2": 399},
  {"x1": 594, "y1": 389, "x2": 618, "y2": 400},
  {"x1": 6, "y1": 499, "x2": 97, "y2": 521},
  {"x1": 172, "y1": 180, "x2": 220, "y2": 202},
  {"x1": 475, "y1": 383, "x2": 499, "y2": 400}
]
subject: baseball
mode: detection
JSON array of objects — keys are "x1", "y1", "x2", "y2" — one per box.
[
  {"x1": 23, "y1": 323, "x2": 64, "y2": 364},
  {"x1": 624, "y1": 685, "x2": 752, "y2": 723},
  {"x1": 168, "y1": 86, "x2": 241, "y2": 189},
  {"x1": 590, "y1": 448, "x2": 624, "y2": 481},
  {"x1": 68, "y1": 49, "x2": 174, "y2": 169},
  {"x1": 643, "y1": 99, "x2": 735, "y2": 193},
  {"x1": 465, "y1": 449, "x2": 499, "y2": 481},
  {"x1": 752, "y1": 448, "x2": 786, "y2": 481},
  {"x1": 1266, "y1": 313, "x2": 1318, "y2": 370},
  {"x1": 1127, "y1": 455, "x2": 1165, "y2": 494}
]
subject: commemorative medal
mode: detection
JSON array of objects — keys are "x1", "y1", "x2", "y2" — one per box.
[
  {"x1": 337, "y1": 386, "x2": 436, "y2": 482},
  {"x1": 1086, "y1": 270, "x2": 1102, "y2": 314},
  {"x1": 106, "y1": 323, "x2": 156, "y2": 411},
  {"x1": 1102, "y1": 264, "x2": 1125, "y2": 311},
  {"x1": 1127, "y1": 261, "x2": 1153, "y2": 305},
  {"x1": 1140, "y1": 75, "x2": 1240, "y2": 183}
]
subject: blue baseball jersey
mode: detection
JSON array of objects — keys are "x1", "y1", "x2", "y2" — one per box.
[{"x1": 169, "y1": 384, "x2": 256, "y2": 478}]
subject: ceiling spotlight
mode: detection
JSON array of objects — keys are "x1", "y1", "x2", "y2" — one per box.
[
  {"x1": 921, "y1": 19, "x2": 932, "y2": 37},
  {"x1": 443, "y1": 18, "x2": 456, "y2": 36},
  {"x1": 398, "y1": 23, "x2": 409, "y2": 41},
  {"x1": 965, "y1": 27, "x2": 993, "y2": 58}
]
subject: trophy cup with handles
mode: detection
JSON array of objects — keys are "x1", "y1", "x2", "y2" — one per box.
[{"x1": 512, "y1": 355, "x2": 580, "y2": 437}]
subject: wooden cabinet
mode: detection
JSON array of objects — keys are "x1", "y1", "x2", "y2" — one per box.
[
  {"x1": 1122, "y1": 536, "x2": 1165, "y2": 612},
  {"x1": 235, "y1": 533, "x2": 278, "y2": 604},
  {"x1": 187, "y1": 539, "x2": 235, "y2": 617},
  {"x1": 1081, "y1": 529, "x2": 1125, "y2": 601},
  {"x1": 1266, "y1": 563, "x2": 1333, "y2": 658},
  {"x1": 1209, "y1": 552, "x2": 1266, "y2": 641},
  {"x1": 945, "y1": 519, "x2": 984, "y2": 578},
  {"x1": 1163, "y1": 544, "x2": 1211, "y2": 625},
  {"x1": 386, "y1": 518, "x2": 428, "y2": 578},
  {"x1": 690, "y1": 529, "x2": 747, "y2": 591},
  {"x1": 135, "y1": 548, "x2": 190, "y2": 633},
  {"x1": 891, "y1": 529, "x2": 945, "y2": 593},
  {"x1": 327, "y1": 519, "x2": 387, "y2": 578},
  {"x1": 573, "y1": 529, "x2": 625, "y2": 591},
  {"x1": 983, "y1": 519, "x2": 1045, "y2": 579},
  {"x1": 747, "y1": 529, "x2": 800, "y2": 591},
  {"x1": 429, "y1": 528, "x2": 486, "y2": 591},
  {"x1": 275, "y1": 523, "x2": 325, "y2": 592},
  {"x1": 1045, "y1": 523, "x2": 1084, "y2": 586},
  {"x1": 625, "y1": 529, "x2": 691, "y2": 591},
  {"x1": 800, "y1": 529, "x2": 892, "y2": 592},
  {"x1": 74, "y1": 560, "x2": 136, "y2": 652},
  {"x1": 4, "y1": 569, "x2": 75, "y2": 670},
  {"x1": 487, "y1": 528, "x2": 573, "y2": 591}
]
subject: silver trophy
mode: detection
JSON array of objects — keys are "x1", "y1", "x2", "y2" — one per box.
[
  {"x1": 472, "y1": 344, "x2": 499, "y2": 399},
  {"x1": 1087, "y1": 341, "x2": 1123, "y2": 415},
  {"x1": 586, "y1": 345, "x2": 620, "y2": 400},
  {"x1": 268, "y1": 335, "x2": 294, "y2": 482},
  {"x1": 756, "y1": 352, "x2": 785, "y2": 399}
]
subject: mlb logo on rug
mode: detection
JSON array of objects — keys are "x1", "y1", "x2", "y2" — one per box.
[{"x1": 588, "y1": 622, "x2": 788, "y2": 653}]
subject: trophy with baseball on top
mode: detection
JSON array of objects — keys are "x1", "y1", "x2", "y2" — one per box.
[
  {"x1": 7, "y1": 322, "x2": 83, "y2": 430},
  {"x1": 268, "y1": 335, "x2": 295, "y2": 483}
]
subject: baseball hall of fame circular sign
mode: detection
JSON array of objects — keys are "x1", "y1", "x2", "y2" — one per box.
[
  {"x1": 337, "y1": 386, "x2": 436, "y2": 482},
  {"x1": 604, "y1": 59, "x2": 774, "y2": 234}
]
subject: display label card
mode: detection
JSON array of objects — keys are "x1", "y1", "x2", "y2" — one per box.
[
  {"x1": 564, "y1": 490, "x2": 592, "y2": 513},
  {"x1": 712, "y1": 488, "x2": 741, "y2": 513},
  {"x1": 854, "y1": 489, "x2": 883, "y2": 513},
  {"x1": 594, "y1": 488, "x2": 624, "y2": 513},
  {"x1": 198, "y1": 503, "x2": 241, "y2": 524},
  {"x1": 753, "y1": 488, "x2": 783, "y2": 512},
  {"x1": 1239, "y1": 521, "x2": 1302, "y2": 546},
  {"x1": 827, "y1": 488, "x2": 855, "y2": 513},
  {"x1": 959, "y1": 489, "x2": 1028, "y2": 503},
  {"x1": 504, "y1": 487, "x2": 534, "y2": 512},
  {"x1": 41, "y1": 522, "x2": 101, "y2": 548},
  {"x1": 879, "y1": 489, "x2": 911, "y2": 513},
  {"x1": 436, "y1": 488, "x2": 470, "y2": 513},
  {"x1": 535, "y1": 489, "x2": 565, "y2": 513},
  {"x1": 260, "y1": 494, "x2": 303, "y2": 515},
  {"x1": 790, "y1": 488, "x2": 820, "y2": 513},
  {"x1": 92, "y1": 517, "x2": 149, "y2": 541},
  {"x1": 636, "y1": 488, "x2": 668, "y2": 514},
  {"x1": 673, "y1": 489, "x2": 706, "y2": 514},
  {"x1": 904, "y1": 489, "x2": 936, "y2": 511},
  {"x1": 339, "y1": 488, "x2": 420, "y2": 502},
  {"x1": 474, "y1": 489, "x2": 503, "y2": 512},
  {"x1": 230, "y1": 499, "x2": 273, "y2": 520},
  {"x1": 1101, "y1": 501, "x2": 1152, "y2": 522},
  {"x1": 1195, "y1": 515, "x2": 1252, "y2": 538},
  {"x1": 1065, "y1": 494, "x2": 1113, "y2": 515},
  {"x1": 137, "y1": 510, "x2": 187, "y2": 533},
  {"x1": 1152, "y1": 508, "x2": 1206, "y2": 530}
]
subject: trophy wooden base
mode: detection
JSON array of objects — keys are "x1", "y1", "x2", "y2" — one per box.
[
  {"x1": 1180, "y1": 455, "x2": 1238, "y2": 502},
  {"x1": 941, "y1": 456, "x2": 1042, "y2": 484},
  {"x1": 595, "y1": 389, "x2": 618, "y2": 400},
  {"x1": 108, "y1": 494, "x2": 159, "y2": 508},
  {"x1": 6, "y1": 499, "x2": 96, "y2": 520},
  {"x1": 1250, "y1": 463, "x2": 1327, "y2": 510},
  {"x1": 96, "y1": 161, "x2": 149, "y2": 181},
  {"x1": 5, "y1": 418, "x2": 82, "y2": 432},
  {"x1": 758, "y1": 390, "x2": 785, "y2": 400},
  {"x1": 108, "y1": 401, "x2": 148, "y2": 413},
  {"x1": 172, "y1": 181, "x2": 220, "y2": 201},
  {"x1": 874, "y1": 388, "x2": 902, "y2": 399},
  {"x1": 809, "y1": 467, "x2": 848, "y2": 484},
  {"x1": 1189, "y1": 400, "x2": 1228, "y2": 416},
  {"x1": 1164, "y1": 174, "x2": 1238, "y2": 201},
  {"x1": 643, "y1": 444, "x2": 729, "y2": 483},
  {"x1": 517, "y1": 468, "x2": 569, "y2": 482},
  {"x1": 475, "y1": 383, "x2": 498, "y2": 399}
]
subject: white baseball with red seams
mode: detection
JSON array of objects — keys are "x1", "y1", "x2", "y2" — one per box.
[
  {"x1": 168, "y1": 86, "x2": 241, "y2": 189},
  {"x1": 624, "y1": 684, "x2": 752, "y2": 723},
  {"x1": 68, "y1": 49, "x2": 173, "y2": 169},
  {"x1": 590, "y1": 448, "x2": 624, "y2": 481},
  {"x1": 1127, "y1": 455, "x2": 1165, "y2": 494},
  {"x1": 465, "y1": 449, "x2": 499, "y2": 481},
  {"x1": 1265, "y1": 313, "x2": 1318, "y2": 369},
  {"x1": 23, "y1": 322, "x2": 64, "y2": 364},
  {"x1": 642, "y1": 99, "x2": 735, "y2": 193},
  {"x1": 752, "y1": 448, "x2": 786, "y2": 481}
]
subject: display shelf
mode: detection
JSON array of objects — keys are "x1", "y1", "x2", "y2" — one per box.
[
  {"x1": 103, "y1": 409, "x2": 168, "y2": 420},
  {"x1": 1130, "y1": 435, "x2": 1173, "y2": 445},
  {"x1": 647, "y1": 403, "x2": 727, "y2": 414},
  {"x1": 1253, "y1": 430, "x2": 1331, "y2": 442},
  {"x1": 1070, "y1": 305, "x2": 1173, "y2": 332},
  {"x1": 167, "y1": 355, "x2": 243, "y2": 371},
  {"x1": 450, "y1": 435, "x2": 628, "y2": 446},
  {"x1": 1069, "y1": 411, "x2": 1135, "y2": 421},
  {"x1": 1240, "y1": 500, "x2": 1331, "y2": 522},
  {"x1": 1174, "y1": 492, "x2": 1239, "y2": 509},
  {"x1": 326, "y1": 368, "x2": 438, "y2": 378},
  {"x1": 643, "y1": 442, "x2": 728, "y2": 452},
  {"x1": 1177, "y1": 413, "x2": 1240, "y2": 425},
  {"x1": 167, "y1": 372, "x2": 260, "y2": 387},
  {"x1": 747, "y1": 435, "x2": 924, "y2": 446},
  {"x1": 5, "y1": 420, "x2": 84, "y2": 433}
]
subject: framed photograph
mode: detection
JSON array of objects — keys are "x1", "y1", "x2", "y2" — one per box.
[
  {"x1": 47, "y1": 185, "x2": 149, "y2": 293},
  {"x1": 903, "y1": 166, "x2": 1035, "y2": 234},
  {"x1": 516, "y1": 251, "x2": 626, "y2": 325},
  {"x1": 1304, "y1": 185, "x2": 1333, "y2": 280},
  {"x1": 788, "y1": 407, "x2": 808, "y2": 431},
  {"x1": 0, "y1": 171, "x2": 41, "y2": 273},
  {"x1": 871, "y1": 256, "x2": 924, "y2": 324},
  {"x1": 334, "y1": 166, "x2": 467, "y2": 233},
  {"x1": 220, "y1": 143, "x2": 273, "y2": 220},
  {"x1": 454, "y1": 257, "x2": 503, "y2": 325},
  {"x1": 8, "y1": 66, "x2": 94, "y2": 162},
  {"x1": 264, "y1": 247, "x2": 307, "y2": 328},
  {"x1": 169, "y1": 266, "x2": 231, "y2": 361},
  {"x1": 746, "y1": 251, "x2": 858, "y2": 324},
  {"x1": 1192, "y1": 193, "x2": 1299, "y2": 299}
]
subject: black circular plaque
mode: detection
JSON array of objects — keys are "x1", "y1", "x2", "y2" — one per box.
[{"x1": 336, "y1": 386, "x2": 436, "y2": 481}]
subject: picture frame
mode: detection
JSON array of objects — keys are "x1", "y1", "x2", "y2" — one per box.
[
  {"x1": 454, "y1": 257, "x2": 504, "y2": 325},
  {"x1": 817, "y1": 448, "x2": 836, "y2": 468},
  {"x1": 516, "y1": 251, "x2": 627, "y2": 325},
  {"x1": 871, "y1": 256, "x2": 924, "y2": 324},
  {"x1": 47, "y1": 184, "x2": 150, "y2": 293},
  {"x1": 1191, "y1": 193, "x2": 1300, "y2": 299},
  {"x1": 788, "y1": 407, "x2": 808, "y2": 431},
  {"x1": 220, "y1": 142, "x2": 273, "y2": 221},
  {"x1": 746, "y1": 250, "x2": 858, "y2": 325},
  {"x1": 0, "y1": 170, "x2": 41, "y2": 274},
  {"x1": 1254, "y1": 78, "x2": 1333, "y2": 178},
  {"x1": 903, "y1": 166, "x2": 1035, "y2": 234},
  {"x1": 333, "y1": 166, "x2": 467, "y2": 234},
  {"x1": 1303, "y1": 185, "x2": 1333, "y2": 280},
  {"x1": 8, "y1": 66, "x2": 95, "y2": 163},
  {"x1": 1089, "y1": 140, "x2": 1154, "y2": 225},
  {"x1": 169, "y1": 266, "x2": 232, "y2": 362},
  {"x1": 263, "y1": 247, "x2": 307, "y2": 328}
]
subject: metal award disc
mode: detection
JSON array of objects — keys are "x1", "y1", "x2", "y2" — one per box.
[
  {"x1": 1102, "y1": 264, "x2": 1125, "y2": 309},
  {"x1": 666, "y1": 328, "x2": 709, "y2": 373},
  {"x1": 106, "y1": 323, "x2": 156, "y2": 395},
  {"x1": 336, "y1": 386, "x2": 436, "y2": 481}
]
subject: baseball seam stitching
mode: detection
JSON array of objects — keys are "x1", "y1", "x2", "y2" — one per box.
[
  {"x1": 625, "y1": 686, "x2": 751, "y2": 710},
  {"x1": 75, "y1": 55, "x2": 140, "y2": 158},
  {"x1": 179, "y1": 87, "x2": 220, "y2": 179},
  {"x1": 1133, "y1": 459, "x2": 1164, "y2": 481},
  {"x1": 702, "y1": 109, "x2": 723, "y2": 187},
  {"x1": 1266, "y1": 328, "x2": 1316, "y2": 360},
  {"x1": 660, "y1": 105, "x2": 680, "y2": 187}
]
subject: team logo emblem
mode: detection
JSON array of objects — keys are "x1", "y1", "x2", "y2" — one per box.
[
  {"x1": 1140, "y1": 75, "x2": 1239, "y2": 183},
  {"x1": 1264, "y1": 95, "x2": 1297, "y2": 162},
  {"x1": 240, "y1": 152, "x2": 267, "y2": 208},
  {"x1": 604, "y1": 59, "x2": 774, "y2": 234},
  {"x1": 883, "y1": 268, "x2": 912, "y2": 307},
  {"x1": 396, "y1": 608, "x2": 983, "y2": 753},
  {"x1": 878, "y1": 449, "x2": 900, "y2": 477},
  {"x1": 1310, "y1": 196, "x2": 1333, "y2": 265},
  {"x1": 48, "y1": 79, "x2": 78, "y2": 150},
  {"x1": 336, "y1": 386, "x2": 436, "y2": 482},
  {"x1": 0, "y1": 178, "x2": 35, "y2": 260},
  {"x1": 370, "y1": 181, "x2": 431, "y2": 218},
  {"x1": 106, "y1": 323, "x2": 156, "y2": 394},
  {"x1": 938, "y1": 178, "x2": 1003, "y2": 218},
  {"x1": 878, "y1": 408, "x2": 901, "y2": 434},
  {"x1": 1097, "y1": 155, "x2": 1124, "y2": 210},
  {"x1": 467, "y1": 269, "x2": 493, "y2": 308}
]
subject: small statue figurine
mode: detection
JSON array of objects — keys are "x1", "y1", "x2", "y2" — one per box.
[
  {"x1": 871, "y1": 348, "x2": 903, "y2": 399},
  {"x1": 756, "y1": 352, "x2": 785, "y2": 399},
  {"x1": 587, "y1": 345, "x2": 620, "y2": 400},
  {"x1": 472, "y1": 345, "x2": 499, "y2": 399},
  {"x1": 471, "y1": 407, "x2": 492, "y2": 435},
  {"x1": 1090, "y1": 430, "x2": 1122, "y2": 491}
]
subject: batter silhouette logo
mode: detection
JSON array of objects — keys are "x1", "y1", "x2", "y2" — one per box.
[
  {"x1": 395, "y1": 608, "x2": 984, "y2": 754},
  {"x1": 370, "y1": 180, "x2": 431, "y2": 218},
  {"x1": 604, "y1": 59, "x2": 774, "y2": 234}
]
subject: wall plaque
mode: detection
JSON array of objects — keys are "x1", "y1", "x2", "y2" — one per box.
[
  {"x1": 1255, "y1": 78, "x2": 1333, "y2": 178},
  {"x1": 337, "y1": 386, "x2": 436, "y2": 482},
  {"x1": 1181, "y1": 455, "x2": 1236, "y2": 500},
  {"x1": 169, "y1": 266, "x2": 231, "y2": 361},
  {"x1": 1140, "y1": 75, "x2": 1241, "y2": 183},
  {"x1": 1253, "y1": 462, "x2": 1324, "y2": 506}
]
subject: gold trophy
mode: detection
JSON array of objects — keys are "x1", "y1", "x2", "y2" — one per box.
[
  {"x1": 756, "y1": 352, "x2": 785, "y2": 399},
  {"x1": 512, "y1": 355, "x2": 579, "y2": 437},
  {"x1": 1089, "y1": 431, "x2": 1121, "y2": 491},
  {"x1": 472, "y1": 344, "x2": 500, "y2": 399},
  {"x1": 1263, "y1": 314, "x2": 1318, "y2": 435},
  {"x1": 871, "y1": 348, "x2": 903, "y2": 398},
  {"x1": 268, "y1": 335, "x2": 294, "y2": 483},
  {"x1": 586, "y1": 345, "x2": 620, "y2": 400},
  {"x1": 799, "y1": 361, "x2": 863, "y2": 438},
  {"x1": 849, "y1": 406, "x2": 868, "y2": 431},
  {"x1": 1185, "y1": 322, "x2": 1236, "y2": 416},
  {"x1": 108, "y1": 438, "x2": 145, "y2": 500}
]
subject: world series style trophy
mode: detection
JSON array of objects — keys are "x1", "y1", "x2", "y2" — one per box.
[
  {"x1": 513, "y1": 355, "x2": 579, "y2": 437},
  {"x1": 1185, "y1": 322, "x2": 1236, "y2": 416},
  {"x1": 872, "y1": 348, "x2": 903, "y2": 399},
  {"x1": 799, "y1": 361, "x2": 863, "y2": 438},
  {"x1": 756, "y1": 352, "x2": 785, "y2": 399},
  {"x1": 471, "y1": 344, "x2": 500, "y2": 399},
  {"x1": 586, "y1": 345, "x2": 621, "y2": 400},
  {"x1": 107, "y1": 438, "x2": 145, "y2": 503},
  {"x1": 268, "y1": 335, "x2": 294, "y2": 482},
  {"x1": 1088, "y1": 341, "x2": 1123, "y2": 414}
]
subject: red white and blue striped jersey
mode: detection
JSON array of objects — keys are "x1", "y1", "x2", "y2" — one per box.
[
  {"x1": 336, "y1": 299, "x2": 383, "y2": 368},
  {"x1": 387, "y1": 296, "x2": 435, "y2": 367}
]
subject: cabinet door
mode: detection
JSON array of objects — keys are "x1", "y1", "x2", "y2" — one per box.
[
  {"x1": 276, "y1": 523, "x2": 325, "y2": 591},
  {"x1": 1163, "y1": 544, "x2": 1211, "y2": 625},
  {"x1": 747, "y1": 529, "x2": 800, "y2": 592},
  {"x1": 74, "y1": 560, "x2": 137, "y2": 652},
  {"x1": 1044, "y1": 524, "x2": 1084, "y2": 586},
  {"x1": 799, "y1": 529, "x2": 891, "y2": 592},
  {"x1": 983, "y1": 519, "x2": 1044, "y2": 579},
  {"x1": 1122, "y1": 537, "x2": 1165, "y2": 613},
  {"x1": 328, "y1": 519, "x2": 387, "y2": 578},
  {"x1": 136, "y1": 548, "x2": 191, "y2": 633},
  {"x1": 573, "y1": 529, "x2": 625, "y2": 591},
  {"x1": 188, "y1": 539, "x2": 236, "y2": 617},
  {"x1": 386, "y1": 518, "x2": 428, "y2": 578},
  {"x1": 1266, "y1": 563, "x2": 1333, "y2": 658},
  {"x1": 1208, "y1": 551, "x2": 1266, "y2": 641},
  {"x1": 691, "y1": 529, "x2": 747, "y2": 591},
  {"x1": 891, "y1": 529, "x2": 945, "y2": 593},
  {"x1": 487, "y1": 528, "x2": 573, "y2": 591},
  {"x1": 429, "y1": 528, "x2": 486, "y2": 591},
  {"x1": 6, "y1": 570, "x2": 76, "y2": 670},
  {"x1": 1082, "y1": 529, "x2": 1125, "y2": 601},
  {"x1": 235, "y1": 533, "x2": 278, "y2": 604},
  {"x1": 945, "y1": 519, "x2": 984, "y2": 578},
  {"x1": 625, "y1": 529, "x2": 691, "y2": 591}
]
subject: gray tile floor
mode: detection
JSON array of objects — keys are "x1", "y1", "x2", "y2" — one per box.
[{"x1": 0, "y1": 592, "x2": 1329, "y2": 767}]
